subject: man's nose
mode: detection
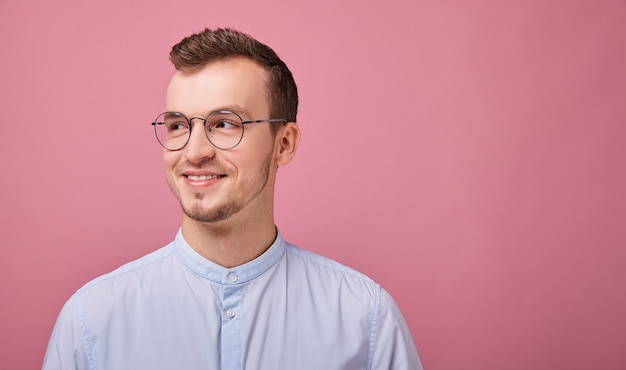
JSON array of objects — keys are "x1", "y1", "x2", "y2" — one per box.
[{"x1": 183, "y1": 119, "x2": 217, "y2": 163}]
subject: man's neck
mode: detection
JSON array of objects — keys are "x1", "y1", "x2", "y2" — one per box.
[{"x1": 181, "y1": 215, "x2": 277, "y2": 268}]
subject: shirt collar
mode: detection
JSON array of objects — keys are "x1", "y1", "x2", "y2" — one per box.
[{"x1": 173, "y1": 228, "x2": 286, "y2": 285}]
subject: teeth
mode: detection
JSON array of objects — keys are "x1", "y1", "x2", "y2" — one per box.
[{"x1": 187, "y1": 174, "x2": 221, "y2": 181}]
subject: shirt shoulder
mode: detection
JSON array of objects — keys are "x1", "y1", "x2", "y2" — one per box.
[
  {"x1": 79, "y1": 242, "x2": 177, "y2": 291},
  {"x1": 284, "y1": 243, "x2": 381, "y2": 297},
  {"x1": 286, "y1": 243, "x2": 374, "y2": 278}
]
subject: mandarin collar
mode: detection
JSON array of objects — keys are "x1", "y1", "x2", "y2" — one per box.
[{"x1": 173, "y1": 228, "x2": 286, "y2": 285}]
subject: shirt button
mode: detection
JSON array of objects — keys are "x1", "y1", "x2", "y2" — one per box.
[
  {"x1": 228, "y1": 273, "x2": 238, "y2": 283},
  {"x1": 226, "y1": 309, "x2": 235, "y2": 318}
]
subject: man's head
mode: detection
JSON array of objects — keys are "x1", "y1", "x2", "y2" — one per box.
[
  {"x1": 161, "y1": 28, "x2": 300, "y2": 227},
  {"x1": 169, "y1": 28, "x2": 298, "y2": 130}
]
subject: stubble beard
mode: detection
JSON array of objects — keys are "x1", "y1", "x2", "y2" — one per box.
[{"x1": 173, "y1": 151, "x2": 274, "y2": 224}]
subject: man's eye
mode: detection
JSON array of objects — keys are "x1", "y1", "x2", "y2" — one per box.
[
  {"x1": 215, "y1": 120, "x2": 240, "y2": 129},
  {"x1": 167, "y1": 122, "x2": 189, "y2": 132}
]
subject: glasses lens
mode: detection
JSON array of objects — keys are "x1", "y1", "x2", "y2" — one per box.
[
  {"x1": 153, "y1": 112, "x2": 190, "y2": 150},
  {"x1": 205, "y1": 111, "x2": 244, "y2": 150}
]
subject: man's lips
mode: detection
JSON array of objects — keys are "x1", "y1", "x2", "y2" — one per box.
[
  {"x1": 181, "y1": 170, "x2": 227, "y2": 186},
  {"x1": 185, "y1": 174, "x2": 224, "y2": 181}
]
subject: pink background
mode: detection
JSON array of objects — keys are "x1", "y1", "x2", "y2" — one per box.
[{"x1": 1, "y1": 0, "x2": 625, "y2": 369}]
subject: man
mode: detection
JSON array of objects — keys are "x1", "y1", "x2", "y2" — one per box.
[{"x1": 43, "y1": 28, "x2": 422, "y2": 370}]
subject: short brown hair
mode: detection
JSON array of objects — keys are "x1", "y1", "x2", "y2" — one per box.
[{"x1": 169, "y1": 28, "x2": 298, "y2": 126}]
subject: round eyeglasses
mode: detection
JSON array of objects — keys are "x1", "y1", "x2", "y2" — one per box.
[{"x1": 151, "y1": 110, "x2": 287, "y2": 151}]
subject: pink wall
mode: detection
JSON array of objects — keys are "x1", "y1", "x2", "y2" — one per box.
[{"x1": 1, "y1": 0, "x2": 625, "y2": 369}]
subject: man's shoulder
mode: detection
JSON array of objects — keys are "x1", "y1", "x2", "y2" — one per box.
[
  {"x1": 284, "y1": 243, "x2": 380, "y2": 291},
  {"x1": 80, "y1": 242, "x2": 177, "y2": 291}
]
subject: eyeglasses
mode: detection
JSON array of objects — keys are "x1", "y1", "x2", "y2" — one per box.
[{"x1": 151, "y1": 110, "x2": 287, "y2": 151}]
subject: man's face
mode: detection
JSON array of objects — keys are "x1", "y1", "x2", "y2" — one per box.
[{"x1": 163, "y1": 58, "x2": 279, "y2": 224}]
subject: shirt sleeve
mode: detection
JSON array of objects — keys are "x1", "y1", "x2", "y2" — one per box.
[
  {"x1": 370, "y1": 288, "x2": 423, "y2": 370},
  {"x1": 42, "y1": 292, "x2": 91, "y2": 370}
]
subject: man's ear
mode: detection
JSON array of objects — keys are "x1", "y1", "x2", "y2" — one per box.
[{"x1": 275, "y1": 122, "x2": 301, "y2": 166}]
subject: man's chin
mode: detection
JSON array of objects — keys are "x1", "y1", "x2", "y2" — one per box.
[{"x1": 182, "y1": 203, "x2": 240, "y2": 224}]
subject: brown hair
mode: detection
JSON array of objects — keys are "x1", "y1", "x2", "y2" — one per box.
[{"x1": 169, "y1": 28, "x2": 298, "y2": 127}]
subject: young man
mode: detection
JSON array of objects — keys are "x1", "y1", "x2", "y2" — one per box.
[{"x1": 43, "y1": 28, "x2": 423, "y2": 370}]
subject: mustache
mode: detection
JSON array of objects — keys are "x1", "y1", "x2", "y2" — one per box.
[{"x1": 175, "y1": 159, "x2": 231, "y2": 174}]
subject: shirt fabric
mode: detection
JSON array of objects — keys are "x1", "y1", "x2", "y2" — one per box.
[{"x1": 43, "y1": 229, "x2": 422, "y2": 370}]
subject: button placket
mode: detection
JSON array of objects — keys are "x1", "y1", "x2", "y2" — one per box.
[{"x1": 221, "y1": 285, "x2": 242, "y2": 370}]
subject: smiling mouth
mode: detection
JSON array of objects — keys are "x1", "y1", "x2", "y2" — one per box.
[{"x1": 185, "y1": 174, "x2": 225, "y2": 181}]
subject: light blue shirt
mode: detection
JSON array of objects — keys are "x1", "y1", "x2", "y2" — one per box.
[{"x1": 43, "y1": 230, "x2": 422, "y2": 369}]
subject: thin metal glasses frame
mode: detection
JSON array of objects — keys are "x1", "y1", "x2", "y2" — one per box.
[{"x1": 151, "y1": 110, "x2": 287, "y2": 151}]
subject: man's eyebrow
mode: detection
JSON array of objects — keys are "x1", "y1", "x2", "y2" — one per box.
[
  {"x1": 211, "y1": 105, "x2": 254, "y2": 116},
  {"x1": 166, "y1": 105, "x2": 253, "y2": 118}
]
